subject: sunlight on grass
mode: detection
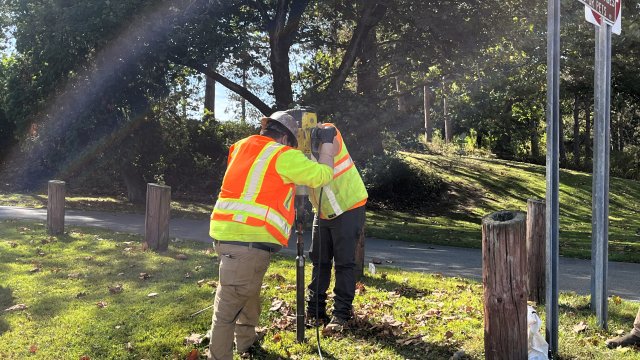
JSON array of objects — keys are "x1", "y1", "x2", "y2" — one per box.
[{"x1": 1, "y1": 220, "x2": 639, "y2": 359}]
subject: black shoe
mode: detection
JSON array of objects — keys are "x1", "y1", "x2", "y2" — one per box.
[
  {"x1": 606, "y1": 333, "x2": 640, "y2": 348},
  {"x1": 323, "y1": 316, "x2": 349, "y2": 333},
  {"x1": 239, "y1": 343, "x2": 266, "y2": 359},
  {"x1": 306, "y1": 311, "x2": 331, "y2": 327}
]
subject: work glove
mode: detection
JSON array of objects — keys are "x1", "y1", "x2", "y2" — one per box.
[{"x1": 312, "y1": 127, "x2": 337, "y2": 144}]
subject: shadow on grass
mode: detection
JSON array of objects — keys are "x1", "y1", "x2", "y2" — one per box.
[
  {"x1": 0, "y1": 286, "x2": 15, "y2": 335},
  {"x1": 346, "y1": 316, "x2": 457, "y2": 359},
  {"x1": 361, "y1": 275, "x2": 429, "y2": 300}
]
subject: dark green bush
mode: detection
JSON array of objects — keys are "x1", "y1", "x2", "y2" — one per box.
[{"x1": 360, "y1": 153, "x2": 446, "y2": 211}]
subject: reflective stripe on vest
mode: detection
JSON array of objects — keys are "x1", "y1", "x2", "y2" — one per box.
[
  {"x1": 309, "y1": 124, "x2": 368, "y2": 219},
  {"x1": 214, "y1": 198, "x2": 291, "y2": 237},
  {"x1": 242, "y1": 142, "x2": 283, "y2": 201}
]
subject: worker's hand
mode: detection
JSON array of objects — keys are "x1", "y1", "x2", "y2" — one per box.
[{"x1": 313, "y1": 126, "x2": 337, "y2": 144}]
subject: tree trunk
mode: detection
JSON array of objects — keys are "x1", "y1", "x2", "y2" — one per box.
[
  {"x1": 204, "y1": 62, "x2": 216, "y2": 116},
  {"x1": 269, "y1": 38, "x2": 294, "y2": 110},
  {"x1": 327, "y1": 2, "x2": 387, "y2": 95},
  {"x1": 530, "y1": 118, "x2": 540, "y2": 158},
  {"x1": 424, "y1": 86, "x2": 432, "y2": 142},
  {"x1": 573, "y1": 94, "x2": 581, "y2": 167},
  {"x1": 121, "y1": 162, "x2": 146, "y2": 204},
  {"x1": 241, "y1": 68, "x2": 247, "y2": 123},
  {"x1": 443, "y1": 80, "x2": 451, "y2": 143},
  {"x1": 356, "y1": 22, "x2": 378, "y2": 97},
  {"x1": 396, "y1": 76, "x2": 409, "y2": 112},
  {"x1": 526, "y1": 199, "x2": 545, "y2": 304}
]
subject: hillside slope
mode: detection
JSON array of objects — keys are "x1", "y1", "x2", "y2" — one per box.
[{"x1": 366, "y1": 152, "x2": 640, "y2": 262}]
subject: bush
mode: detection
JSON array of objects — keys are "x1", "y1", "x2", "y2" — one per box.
[{"x1": 360, "y1": 152, "x2": 446, "y2": 211}]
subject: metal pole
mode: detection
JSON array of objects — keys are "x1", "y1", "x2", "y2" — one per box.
[
  {"x1": 591, "y1": 22, "x2": 611, "y2": 329},
  {"x1": 545, "y1": 0, "x2": 560, "y2": 356},
  {"x1": 295, "y1": 194, "x2": 306, "y2": 343}
]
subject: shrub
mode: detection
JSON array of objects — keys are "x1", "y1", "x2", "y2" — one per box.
[{"x1": 360, "y1": 152, "x2": 446, "y2": 211}]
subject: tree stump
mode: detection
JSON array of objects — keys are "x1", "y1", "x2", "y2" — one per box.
[
  {"x1": 482, "y1": 210, "x2": 527, "y2": 360},
  {"x1": 354, "y1": 226, "x2": 365, "y2": 281},
  {"x1": 527, "y1": 199, "x2": 546, "y2": 304},
  {"x1": 47, "y1": 180, "x2": 66, "y2": 235},
  {"x1": 145, "y1": 183, "x2": 171, "y2": 251}
]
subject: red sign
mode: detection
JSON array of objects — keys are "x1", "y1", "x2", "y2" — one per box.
[{"x1": 577, "y1": 0, "x2": 618, "y2": 24}]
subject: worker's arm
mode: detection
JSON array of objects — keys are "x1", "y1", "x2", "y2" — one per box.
[{"x1": 276, "y1": 149, "x2": 333, "y2": 188}]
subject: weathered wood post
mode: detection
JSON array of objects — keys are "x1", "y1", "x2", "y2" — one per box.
[
  {"x1": 145, "y1": 183, "x2": 171, "y2": 251},
  {"x1": 482, "y1": 210, "x2": 527, "y2": 360},
  {"x1": 354, "y1": 227, "x2": 365, "y2": 281},
  {"x1": 423, "y1": 86, "x2": 432, "y2": 143},
  {"x1": 47, "y1": 180, "x2": 66, "y2": 235},
  {"x1": 527, "y1": 199, "x2": 546, "y2": 304}
]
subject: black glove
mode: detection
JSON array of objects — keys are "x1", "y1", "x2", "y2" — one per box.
[{"x1": 312, "y1": 127, "x2": 337, "y2": 145}]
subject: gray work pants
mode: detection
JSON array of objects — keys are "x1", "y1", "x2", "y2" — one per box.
[{"x1": 633, "y1": 306, "x2": 640, "y2": 337}]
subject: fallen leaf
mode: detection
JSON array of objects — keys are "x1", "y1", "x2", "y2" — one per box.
[
  {"x1": 355, "y1": 282, "x2": 366, "y2": 295},
  {"x1": 186, "y1": 349, "x2": 199, "y2": 360},
  {"x1": 272, "y1": 333, "x2": 282, "y2": 343},
  {"x1": 96, "y1": 301, "x2": 107, "y2": 308},
  {"x1": 611, "y1": 295, "x2": 622, "y2": 305},
  {"x1": 76, "y1": 292, "x2": 87, "y2": 298},
  {"x1": 269, "y1": 273, "x2": 286, "y2": 282},
  {"x1": 445, "y1": 330, "x2": 454, "y2": 339},
  {"x1": 108, "y1": 284, "x2": 124, "y2": 294},
  {"x1": 29, "y1": 344, "x2": 37, "y2": 354},
  {"x1": 29, "y1": 267, "x2": 41, "y2": 273},
  {"x1": 184, "y1": 333, "x2": 204, "y2": 345},
  {"x1": 175, "y1": 254, "x2": 188, "y2": 260},
  {"x1": 616, "y1": 329, "x2": 625, "y2": 335},
  {"x1": 80, "y1": 356, "x2": 90, "y2": 360},
  {"x1": 141, "y1": 242, "x2": 149, "y2": 251},
  {"x1": 184, "y1": 272, "x2": 191, "y2": 278},
  {"x1": 4, "y1": 304, "x2": 28, "y2": 312},
  {"x1": 9, "y1": 242, "x2": 18, "y2": 248},
  {"x1": 207, "y1": 281, "x2": 217, "y2": 288},
  {"x1": 270, "y1": 299, "x2": 284, "y2": 312},
  {"x1": 147, "y1": 292, "x2": 158, "y2": 298},
  {"x1": 125, "y1": 342, "x2": 133, "y2": 351},
  {"x1": 68, "y1": 273, "x2": 81, "y2": 279},
  {"x1": 197, "y1": 279, "x2": 206, "y2": 287},
  {"x1": 139, "y1": 273, "x2": 151, "y2": 280},
  {"x1": 573, "y1": 321, "x2": 588, "y2": 333}
]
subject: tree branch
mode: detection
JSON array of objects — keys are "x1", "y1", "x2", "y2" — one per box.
[
  {"x1": 326, "y1": 2, "x2": 388, "y2": 95},
  {"x1": 179, "y1": 61, "x2": 273, "y2": 116}
]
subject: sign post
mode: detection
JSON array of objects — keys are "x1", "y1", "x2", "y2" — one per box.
[{"x1": 545, "y1": 0, "x2": 561, "y2": 356}]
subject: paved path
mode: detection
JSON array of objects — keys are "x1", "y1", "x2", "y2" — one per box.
[{"x1": 1, "y1": 205, "x2": 638, "y2": 301}]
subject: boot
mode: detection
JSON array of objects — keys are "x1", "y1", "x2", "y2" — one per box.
[{"x1": 606, "y1": 332, "x2": 640, "y2": 348}]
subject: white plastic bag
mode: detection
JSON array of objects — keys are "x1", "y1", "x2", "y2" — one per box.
[
  {"x1": 527, "y1": 305, "x2": 549, "y2": 360},
  {"x1": 368, "y1": 262, "x2": 376, "y2": 275}
]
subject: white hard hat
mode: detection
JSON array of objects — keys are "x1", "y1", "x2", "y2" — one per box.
[{"x1": 261, "y1": 111, "x2": 298, "y2": 147}]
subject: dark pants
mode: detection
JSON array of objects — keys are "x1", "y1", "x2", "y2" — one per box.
[{"x1": 306, "y1": 206, "x2": 365, "y2": 320}]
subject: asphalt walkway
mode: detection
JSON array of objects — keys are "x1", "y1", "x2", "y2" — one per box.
[{"x1": 1, "y1": 205, "x2": 638, "y2": 301}]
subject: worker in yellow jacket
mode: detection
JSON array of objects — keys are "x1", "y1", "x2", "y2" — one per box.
[
  {"x1": 208, "y1": 111, "x2": 337, "y2": 360},
  {"x1": 306, "y1": 123, "x2": 368, "y2": 331}
]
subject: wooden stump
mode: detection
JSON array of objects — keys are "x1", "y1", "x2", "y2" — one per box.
[
  {"x1": 527, "y1": 199, "x2": 546, "y2": 304},
  {"x1": 354, "y1": 226, "x2": 365, "y2": 281},
  {"x1": 47, "y1": 180, "x2": 66, "y2": 235},
  {"x1": 145, "y1": 183, "x2": 171, "y2": 251},
  {"x1": 482, "y1": 210, "x2": 527, "y2": 360}
]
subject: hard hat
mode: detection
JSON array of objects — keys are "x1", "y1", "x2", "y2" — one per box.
[{"x1": 261, "y1": 111, "x2": 298, "y2": 147}]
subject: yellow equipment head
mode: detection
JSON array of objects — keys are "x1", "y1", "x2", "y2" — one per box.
[{"x1": 285, "y1": 109, "x2": 318, "y2": 156}]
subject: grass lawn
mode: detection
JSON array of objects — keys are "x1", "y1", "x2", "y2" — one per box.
[
  {"x1": 1, "y1": 220, "x2": 639, "y2": 359},
  {"x1": 1, "y1": 153, "x2": 640, "y2": 262}
]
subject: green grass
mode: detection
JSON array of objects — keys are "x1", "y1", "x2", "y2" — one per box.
[
  {"x1": 366, "y1": 153, "x2": 640, "y2": 262},
  {"x1": 1, "y1": 220, "x2": 639, "y2": 359},
  {"x1": 2, "y1": 153, "x2": 640, "y2": 261}
]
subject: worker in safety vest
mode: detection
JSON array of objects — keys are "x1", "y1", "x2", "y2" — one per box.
[
  {"x1": 208, "y1": 111, "x2": 337, "y2": 360},
  {"x1": 306, "y1": 123, "x2": 368, "y2": 331},
  {"x1": 606, "y1": 306, "x2": 640, "y2": 348}
]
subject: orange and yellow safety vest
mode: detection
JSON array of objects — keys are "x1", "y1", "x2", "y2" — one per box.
[
  {"x1": 211, "y1": 135, "x2": 333, "y2": 246},
  {"x1": 309, "y1": 124, "x2": 368, "y2": 219}
]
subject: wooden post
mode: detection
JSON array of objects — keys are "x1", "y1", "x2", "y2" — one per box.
[
  {"x1": 482, "y1": 210, "x2": 527, "y2": 360},
  {"x1": 354, "y1": 227, "x2": 365, "y2": 281},
  {"x1": 47, "y1": 180, "x2": 66, "y2": 235},
  {"x1": 423, "y1": 86, "x2": 432, "y2": 143},
  {"x1": 145, "y1": 183, "x2": 171, "y2": 251},
  {"x1": 527, "y1": 199, "x2": 546, "y2": 304}
]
